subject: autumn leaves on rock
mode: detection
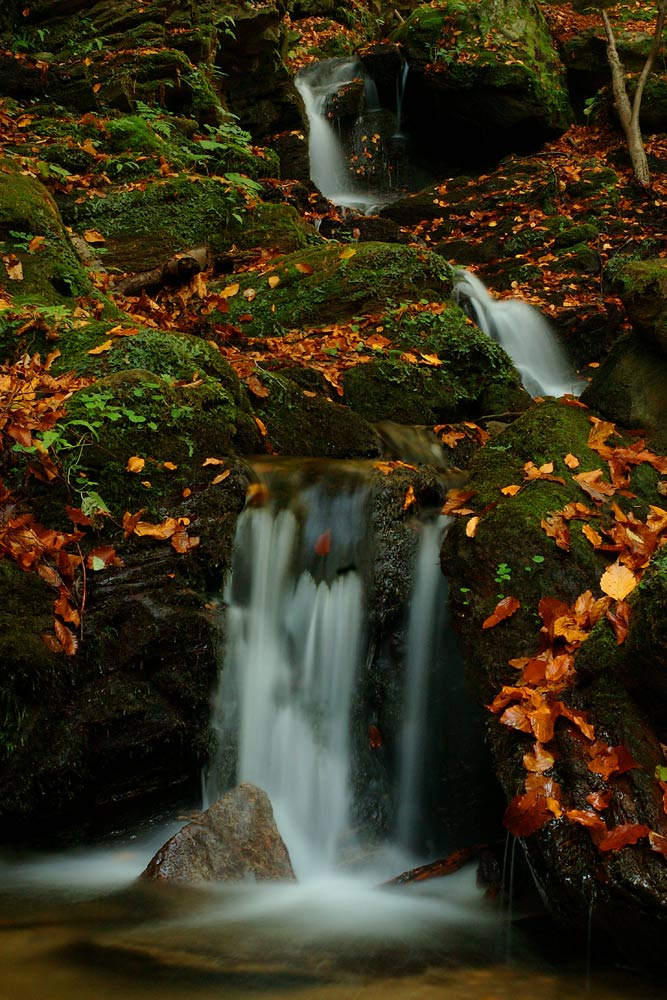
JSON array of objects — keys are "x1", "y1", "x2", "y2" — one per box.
[{"x1": 444, "y1": 411, "x2": 667, "y2": 858}]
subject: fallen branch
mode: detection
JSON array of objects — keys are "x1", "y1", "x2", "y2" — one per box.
[{"x1": 111, "y1": 247, "x2": 208, "y2": 296}]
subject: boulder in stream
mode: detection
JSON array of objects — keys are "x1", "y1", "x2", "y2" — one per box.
[{"x1": 140, "y1": 783, "x2": 296, "y2": 883}]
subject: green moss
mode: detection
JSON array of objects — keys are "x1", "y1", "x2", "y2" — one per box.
[
  {"x1": 252, "y1": 371, "x2": 380, "y2": 457},
  {"x1": 216, "y1": 242, "x2": 455, "y2": 337},
  {"x1": 0, "y1": 156, "x2": 93, "y2": 307}
]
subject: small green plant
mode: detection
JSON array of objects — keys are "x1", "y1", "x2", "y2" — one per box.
[
  {"x1": 525, "y1": 554, "x2": 545, "y2": 572},
  {"x1": 459, "y1": 585, "x2": 472, "y2": 606},
  {"x1": 7, "y1": 230, "x2": 36, "y2": 252},
  {"x1": 495, "y1": 561, "x2": 512, "y2": 597},
  {"x1": 135, "y1": 100, "x2": 174, "y2": 139}
]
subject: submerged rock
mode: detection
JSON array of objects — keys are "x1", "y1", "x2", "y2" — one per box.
[{"x1": 141, "y1": 784, "x2": 296, "y2": 883}]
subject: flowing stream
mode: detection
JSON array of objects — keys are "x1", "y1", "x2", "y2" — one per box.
[{"x1": 0, "y1": 459, "x2": 662, "y2": 998}]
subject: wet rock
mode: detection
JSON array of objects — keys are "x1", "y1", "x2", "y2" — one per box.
[
  {"x1": 608, "y1": 258, "x2": 667, "y2": 355},
  {"x1": 141, "y1": 784, "x2": 296, "y2": 882}
]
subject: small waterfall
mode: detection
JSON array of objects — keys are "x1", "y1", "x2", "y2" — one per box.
[
  {"x1": 295, "y1": 58, "x2": 367, "y2": 212},
  {"x1": 453, "y1": 270, "x2": 586, "y2": 398},
  {"x1": 204, "y1": 474, "x2": 369, "y2": 877},
  {"x1": 397, "y1": 517, "x2": 451, "y2": 851},
  {"x1": 395, "y1": 61, "x2": 409, "y2": 134},
  {"x1": 204, "y1": 462, "x2": 477, "y2": 877}
]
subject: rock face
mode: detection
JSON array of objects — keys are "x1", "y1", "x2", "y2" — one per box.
[{"x1": 141, "y1": 784, "x2": 296, "y2": 883}]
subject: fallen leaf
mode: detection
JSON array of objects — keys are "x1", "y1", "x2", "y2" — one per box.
[
  {"x1": 163, "y1": 461, "x2": 177, "y2": 471},
  {"x1": 600, "y1": 560, "x2": 638, "y2": 601},
  {"x1": 566, "y1": 809, "x2": 607, "y2": 831},
  {"x1": 501, "y1": 484, "x2": 521, "y2": 496},
  {"x1": 573, "y1": 469, "x2": 615, "y2": 502},
  {"x1": 268, "y1": 274, "x2": 280, "y2": 288},
  {"x1": 83, "y1": 229, "x2": 105, "y2": 243},
  {"x1": 564, "y1": 453, "x2": 580, "y2": 469},
  {"x1": 596, "y1": 823, "x2": 650, "y2": 852},
  {"x1": 202, "y1": 457, "x2": 226, "y2": 466},
  {"x1": 211, "y1": 470, "x2": 231, "y2": 485},
  {"x1": 402, "y1": 484, "x2": 417, "y2": 511},
  {"x1": 245, "y1": 374, "x2": 269, "y2": 398},
  {"x1": 87, "y1": 340, "x2": 113, "y2": 355},
  {"x1": 314, "y1": 529, "x2": 331, "y2": 556},
  {"x1": 294, "y1": 262, "x2": 314, "y2": 274},
  {"x1": 606, "y1": 600, "x2": 631, "y2": 644},
  {"x1": 582, "y1": 523, "x2": 603, "y2": 547},
  {"x1": 220, "y1": 282, "x2": 240, "y2": 298},
  {"x1": 465, "y1": 515, "x2": 479, "y2": 537},
  {"x1": 339, "y1": 246, "x2": 357, "y2": 260},
  {"x1": 482, "y1": 595, "x2": 521, "y2": 629},
  {"x1": 587, "y1": 790, "x2": 613, "y2": 811},
  {"x1": 588, "y1": 741, "x2": 638, "y2": 779},
  {"x1": 126, "y1": 455, "x2": 145, "y2": 473},
  {"x1": 246, "y1": 482, "x2": 269, "y2": 506}
]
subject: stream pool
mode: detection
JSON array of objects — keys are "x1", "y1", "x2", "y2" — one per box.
[{"x1": 0, "y1": 821, "x2": 662, "y2": 1000}]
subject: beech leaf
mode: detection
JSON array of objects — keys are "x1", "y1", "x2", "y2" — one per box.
[
  {"x1": 482, "y1": 595, "x2": 520, "y2": 629},
  {"x1": 600, "y1": 559, "x2": 638, "y2": 601}
]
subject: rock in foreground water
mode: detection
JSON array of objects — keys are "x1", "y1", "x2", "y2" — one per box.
[{"x1": 140, "y1": 784, "x2": 296, "y2": 883}]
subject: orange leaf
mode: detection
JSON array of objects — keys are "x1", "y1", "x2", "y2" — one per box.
[
  {"x1": 582, "y1": 523, "x2": 603, "y2": 547},
  {"x1": 245, "y1": 374, "x2": 269, "y2": 398},
  {"x1": 211, "y1": 470, "x2": 231, "y2": 485},
  {"x1": 88, "y1": 340, "x2": 113, "y2": 355},
  {"x1": 573, "y1": 469, "x2": 615, "y2": 502},
  {"x1": 126, "y1": 455, "x2": 145, "y2": 473},
  {"x1": 268, "y1": 274, "x2": 280, "y2": 288},
  {"x1": 163, "y1": 461, "x2": 177, "y2": 471},
  {"x1": 442, "y1": 488, "x2": 475, "y2": 515},
  {"x1": 566, "y1": 809, "x2": 607, "y2": 831},
  {"x1": 254, "y1": 415, "x2": 268, "y2": 436},
  {"x1": 54, "y1": 618, "x2": 78, "y2": 656},
  {"x1": 564, "y1": 453, "x2": 580, "y2": 469},
  {"x1": 83, "y1": 229, "x2": 105, "y2": 243},
  {"x1": 314, "y1": 529, "x2": 331, "y2": 557},
  {"x1": 596, "y1": 823, "x2": 650, "y2": 852},
  {"x1": 588, "y1": 742, "x2": 638, "y2": 779},
  {"x1": 202, "y1": 457, "x2": 225, "y2": 466},
  {"x1": 586, "y1": 790, "x2": 612, "y2": 811},
  {"x1": 171, "y1": 529, "x2": 199, "y2": 553},
  {"x1": 482, "y1": 595, "x2": 520, "y2": 629},
  {"x1": 504, "y1": 787, "x2": 557, "y2": 837},
  {"x1": 220, "y1": 282, "x2": 240, "y2": 298},
  {"x1": 294, "y1": 262, "x2": 314, "y2": 274},
  {"x1": 501, "y1": 484, "x2": 521, "y2": 496},
  {"x1": 54, "y1": 594, "x2": 80, "y2": 626},
  {"x1": 402, "y1": 484, "x2": 416, "y2": 511},
  {"x1": 465, "y1": 515, "x2": 479, "y2": 538},
  {"x1": 600, "y1": 560, "x2": 638, "y2": 601},
  {"x1": 133, "y1": 517, "x2": 178, "y2": 539},
  {"x1": 523, "y1": 742, "x2": 555, "y2": 773}
]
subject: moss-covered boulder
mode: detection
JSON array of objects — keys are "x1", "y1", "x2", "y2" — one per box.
[
  {"x1": 0, "y1": 156, "x2": 92, "y2": 305},
  {"x1": 441, "y1": 399, "x2": 667, "y2": 968},
  {"x1": 608, "y1": 258, "x2": 667, "y2": 354},
  {"x1": 581, "y1": 334, "x2": 667, "y2": 454},
  {"x1": 390, "y1": 0, "x2": 572, "y2": 171}
]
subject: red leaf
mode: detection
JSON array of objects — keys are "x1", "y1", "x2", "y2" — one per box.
[
  {"x1": 566, "y1": 809, "x2": 607, "y2": 831},
  {"x1": 504, "y1": 787, "x2": 558, "y2": 837},
  {"x1": 595, "y1": 823, "x2": 650, "y2": 852},
  {"x1": 368, "y1": 724, "x2": 382, "y2": 749},
  {"x1": 606, "y1": 600, "x2": 631, "y2": 644},
  {"x1": 314, "y1": 529, "x2": 331, "y2": 557},
  {"x1": 588, "y1": 742, "x2": 638, "y2": 779},
  {"x1": 482, "y1": 595, "x2": 520, "y2": 629}
]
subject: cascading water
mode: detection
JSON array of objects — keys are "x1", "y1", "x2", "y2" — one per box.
[
  {"x1": 294, "y1": 58, "x2": 362, "y2": 210},
  {"x1": 204, "y1": 474, "x2": 368, "y2": 877},
  {"x1": 396, "y1": 517, "x2": 451, "y2": 851},
  {"x1": 453, "y1": 269, "x2": 586, "y2": 398},
  {"x1": 295, "y1": 58, "x2": 410, "y2": 213},
  {"x1": 204, "y1": 462, "x2": 473, "y2": 876}
]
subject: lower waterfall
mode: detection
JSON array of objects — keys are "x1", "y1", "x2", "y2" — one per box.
[{"x1": 203, "y1": 462, "x2": 480, "y2": 877}]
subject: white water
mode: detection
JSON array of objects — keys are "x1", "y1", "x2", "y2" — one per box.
[
  {"x1": 453, "y1": 270, "x2": 586, "y2": 398},
  {"x1": 295, "y1": 58, "x2": 367, "y2": 211},
  {"x1": 204, "y1": 478, "x2": 370, "y2": 877},
  {"x1": 397, "y1": 517, "x2": 451, "y2": 850}
]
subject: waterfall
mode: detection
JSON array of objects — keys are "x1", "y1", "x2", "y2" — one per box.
[
  {"x1": 453, "y1": 270, "x2": 586, "y2": 398},
  {"x1": 396, "y1": 517, "x2": 451, "y2": 851},
  {"x1": 395, "y1": 61, "x2": 409, "y2": 135},
  {"x1": 295, "y1": 58, "x2": 366, "y2": 212},
  {"x1": 204, "y1": 463, "x2": 473, "y2": 877}
]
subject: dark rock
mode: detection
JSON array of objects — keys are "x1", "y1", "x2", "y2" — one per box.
[
  {"x1": 608, "y1": 258, "x2": 667, "y2": 354},
  {"x1": 140, "y1": 784, "x2": 296, "y2": 882}
]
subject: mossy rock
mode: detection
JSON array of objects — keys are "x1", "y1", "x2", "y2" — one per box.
[
  {"x1": 216, "y1": 242, "x2": 456, "y2": 336},
  {"x1": 0, "y1": 156, "x2": 92, "y2": 307},
  {"x1": 342, "y1": 312, "x2": 527, "y2": 424},
  {"x1": 53, "y1": 368, "x2": 260, "y2": 520},
  {"x1": 390, "y1": 0, "x2": 572, "y2": 167},
  {"x1": 251, "y1": 371, "x2": 381, "y2": 457},
  {"x1": 607, "y1": 258, "x2": 667, "y2": 353},
  {"x1": 581, "y1": 333, "x2": 667, "y2": 453}
]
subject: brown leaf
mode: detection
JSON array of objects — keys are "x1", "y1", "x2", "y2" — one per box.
[
  {"x1": 606, "y1": 600, "x2": 631, "y2": 644},
  {"x1": 541, "y1": 513, "x2": 570, "y2": 551},
  {"x1": 564, "y1": 453, "x2": 580, "y2": 469},
  {"x1": 573, "y1": 469, "x2": 615, "y2": 502},
  {"x1": 88, "y1": 340, "x2": 113, "y2": 355},
  {"x1": 501, "y1": 484, "x2": 521, "y2": 496},
  {"x1": 482, "y1": 595, "x2": 520, "y2": 629},
  {"x1": 465, "y1": 515, "x2": 479, "y2": 538},
  {"x1": 442, "y1": 488, "x2": 475, "y2": 515},
  {"x1": 566, "y1": 809, "x2": 607, "y2": 831},
  {"x1": 171, "y1": 529, "x2": 200, "y2": 553},
  {"x1": 246, "y1": 482, "x2": 269, "y2": 507},
  {"x1": 504, "y1": 787, "x2": 557, "y2": 837},
  {"x1": 134, "y1": 517, "x2": 178, "y2": 540},
  {"x1": 314, "y1": 529, "x2": 331, "y2": 557},
  {"x1": 122, "y1": 510, "x2": 145, "y2": 539},
  {"x1": 83, "y1": 229, "x2": 105, "y2": 244},
  {"x1": 54, "y1": 618, "x2": 78, "y2": 656},
  {"x1": 294, "y1": 262, "x2": 314, "y2": 274},
  {"x1": 582, "y1": 523, "x2": 603, "y2": 547},
  {"x1": 267, "y1": 274, "x2": 280, "y2": 288},
  {"x1": 211, "y1": 470, "x2": 231, "y2": 485},
  {"x1": 586, "y1": 790, "x2": 613, "y2": 811},
  {"x1": 596, "y1": 823, "x2": 650, "y2": 852},
  {"x1": 245, "y1": 374, "x2": 269, "y2": 398},
  {"x1": 600, "y1": 560, "x2": 638, "y2": 601},
  {"x1": 220, "y1": 282, "x2": 240, "y2": 298},
  {"x1": 588, "y1": 742, "x2": 638, "y2": 779},
  {"x1": 523, "y1": 742, "x2": 555, "y2": 773}
]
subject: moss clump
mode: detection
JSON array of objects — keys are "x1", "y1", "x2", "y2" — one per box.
[
  {"x1": 0, "y1": 156, "x2": 92, "y2": 305},
  {"x1": 216, "y1": 242, "x2": 455, "y2": 336},
  {"x1": 251, "y1": 372, "x2": 380, "y2": 457}
]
